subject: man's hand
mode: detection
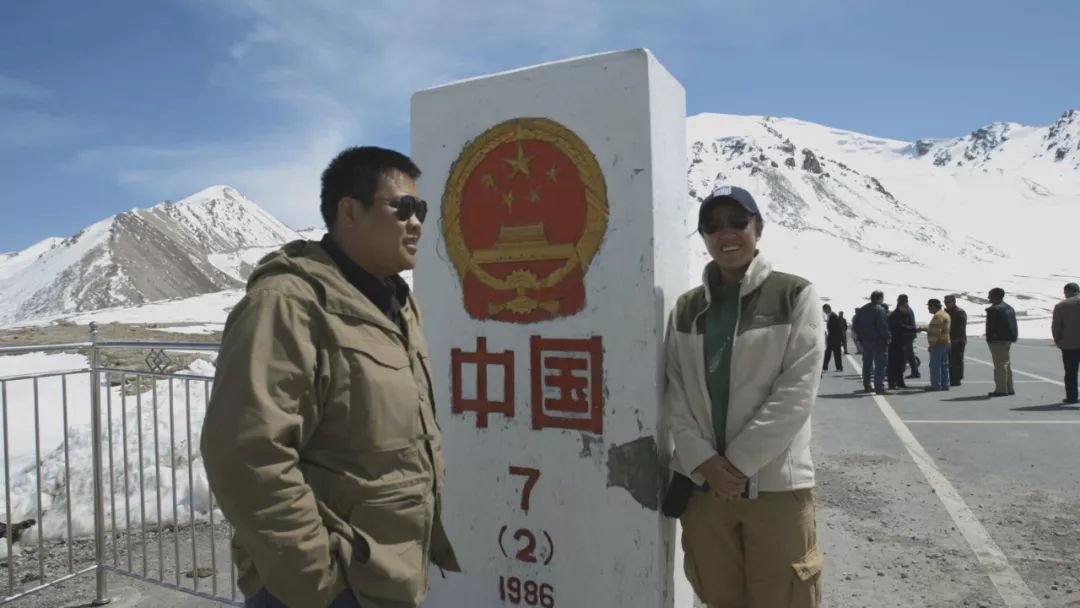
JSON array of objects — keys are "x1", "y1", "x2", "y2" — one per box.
[{"x1": 694, "y1": 455, "x2": 747, "y2": 499}]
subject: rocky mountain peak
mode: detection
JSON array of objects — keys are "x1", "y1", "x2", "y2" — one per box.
[
  {"x1": 932, "y1": 122, "x2": 1015, "y2": 166},
  {"x1": 0, "y1": 186, "x2": 300, "y2": 326},
  {"x1": 1045, "y1": 109, "x2": 1080, "y2": 163},
  {"x1": 913, "y1": 139, "x2": 937, "y2": 157},
  {"x1": 801, "y1": 149, "x2": 823, "y2": 174},
  {"x1": 686, "y1": 113, "x2": 1007, "y2": 270}
]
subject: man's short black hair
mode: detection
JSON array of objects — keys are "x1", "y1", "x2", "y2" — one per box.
[
  {"x1": 1065, "y1": 282, "x2": 1079, "y2": 295},
  {"x1": 989, "y1": 287, "x2": 1006, "y2": 299},
  {"x1": 928, "y1": 298, "x2": 942, "y2": 307},
  {"x1": 320, "y1": 146, "x2": 421, "y2": 229},
  {"x1": 870, "y1": 290, "x2": 884, "y2": 303}
]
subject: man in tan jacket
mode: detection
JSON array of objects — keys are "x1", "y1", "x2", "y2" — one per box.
[
  {"x1": 1052, "y1": 282, "x2": 1080, "y2": 404},
  {"x1": 201, "y1": 147, "x2": 459, "y2": 608}
]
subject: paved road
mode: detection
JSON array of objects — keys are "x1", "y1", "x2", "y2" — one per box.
[{"x1": 816, "y1": 339, "x2": 1080, "y2": 607}]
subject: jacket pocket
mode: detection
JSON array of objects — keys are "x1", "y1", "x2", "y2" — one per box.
[
  {"x1": 661, "y1": 472, "x2": 696, "y2": 518},
  {"x1": 341, "y1": 339, "x2": 422, "y2": 452},
  {"x1": 790, "y1": 546, "x2": 823, "y2": 607},
  {"x1": 346, "y1": 482, "x2": 433, "y2": 605}
]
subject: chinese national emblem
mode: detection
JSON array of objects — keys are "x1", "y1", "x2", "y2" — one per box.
[{"x1": 442, "y1": 118, "x2": 609, "y2": 323}]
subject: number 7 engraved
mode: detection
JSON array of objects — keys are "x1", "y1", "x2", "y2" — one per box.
[{"x1": 509, "y1": 465, "x2": 540, "y2": 512}]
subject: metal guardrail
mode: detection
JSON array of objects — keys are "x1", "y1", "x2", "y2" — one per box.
[{"x1": 0, "y1": 323, "x2": 237, "y2": 606}]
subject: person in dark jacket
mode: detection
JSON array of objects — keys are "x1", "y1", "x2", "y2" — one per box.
[
  {"x1": 823, "y1": 304, "x2": 845, "y2": 371},
  {"x1": 838, "y1": 312, "x2": 849, "y2": 354},
  {"x1": 985, "y1": 287, "x2": 1019, "y2": 396},
  {"x1": 900, "y1": 295, "x2": 922, "y2": 379},
  {"x1": 944, "y1": 294, "x2": 968, "y2": 386},
  {"x1": 853, "y1": 291, "x2": 891, "y2": 394},
  {"x1": 1051, "y1": 282, "x2": 1080, "y2": 404},
  {"x1": 886, "y1": 295, "x2": 918, "y2": 389}
]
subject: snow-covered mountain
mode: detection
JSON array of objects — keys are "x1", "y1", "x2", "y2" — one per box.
[
  {"x1": 918, "y1": 109, "x2": 1080, "y2": 171},
  {"x1": 688, "y1": 117, "x2": 1002, "y2": 266},
  {"x1": 0, "y1": 186, "x2": 302, "y2": 326},
  {"x1": 685, "y1": 110, "x2": 1080, "y2": 331}
]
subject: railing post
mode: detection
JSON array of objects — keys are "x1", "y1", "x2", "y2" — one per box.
[{"x1": 89, "y1": 322, "x2": 111, "y2": 605}]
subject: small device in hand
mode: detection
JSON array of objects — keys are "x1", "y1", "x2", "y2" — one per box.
[{"x1": 742, "y1": 475, "x2": 759, "y2": 500}]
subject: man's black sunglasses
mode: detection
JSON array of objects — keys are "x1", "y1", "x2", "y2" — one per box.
[
  {"x1": 383, "y1": 195, "x2": 428, "y2": 223},
  {"x1": 699, "y1": 212, "x2": 752, "y2": 234}
]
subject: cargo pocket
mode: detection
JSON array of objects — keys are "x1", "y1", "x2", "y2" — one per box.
[
  {"x1": 790, "y1": 546, "x2": 823, "y2": 608},
  {"x1": 681, "y1": 545, "x2": 706, "y2": 602},
  {"x1": 345, "y1": 483, "x2": 433, "y2": 605}
]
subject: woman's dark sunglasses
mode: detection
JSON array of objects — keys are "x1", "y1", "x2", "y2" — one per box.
[
  {"x1": 385, "y1": 195, "x2": 428, "y2": 223},
  {"x1": 699, "y1": 212, "x2": 752, "y2": 234}
]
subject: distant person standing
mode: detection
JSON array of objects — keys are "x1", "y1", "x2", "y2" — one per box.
[
  {"x1": 925, "y1": 299, "x2": 952, "y2": 391},
  {"x1": 886, "y1": 295, "x2": 917, "y2": 390},
  {"x1": 823, "y1": 304, "x2": 845, "y2": 371},
  {"x1": 985, "y1": 287, "x2": 1018, "y2": 397},
  {"x1": 852, "y1": 309, "x2": 863, "y2": 354},
  {"x1": 901, "y1": 296, "x2": 922, "y2": 379},
  {"x1": 1051, "y1": 282, "x2": 1080, "y2": 404},
  {"x1": 854, "y1": 291, "x2": 891, "y2": 394},
  {"x1": 838, "y1": 312, "x2": 849, "y2": 354},
  {"x1": 944, "y1": 295, "x2": 967, "y2": 386}
]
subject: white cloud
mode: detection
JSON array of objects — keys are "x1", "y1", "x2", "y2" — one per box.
[
  {"x1": 0, "y1": 75, "x2": 96, "y2": 150},
  {"x1": 75, "y1": 0, "x2": 840, "y2": 228},
  {"x1": 75, "y1": 0, "x2": 623, "y2": 228},
  {"x1": 69, "y1": 128, "x2": 345, "y2": 230},
  {"x1": 0, "y1": 109, "x2": 99, "y2": 149},
  {"x1": 202, "y1": 0, "x2": 614, "y2": 127},
  {"x1": 0, "y1": 75, "x2": 55, "y2": 104}
]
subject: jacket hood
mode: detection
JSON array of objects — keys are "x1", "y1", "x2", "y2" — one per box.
[{"x1": 247, "y1": 239, "x2": 402, "y2": 334}]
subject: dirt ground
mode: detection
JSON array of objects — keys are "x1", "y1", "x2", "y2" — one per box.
[
  {"x1": 0, "y1": 323, "x2": 221, "y2": 374},
  {"x1": 0, "y1": 520, "x2": 239, "y2": 607}
]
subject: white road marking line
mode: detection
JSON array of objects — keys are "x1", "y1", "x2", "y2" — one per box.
[
  {"x1": 966, "y1": 356, "x2": 1064, "y2": 387},
  {"x1": 1009, "y1": 343, "x2": 1057, "y2": 350},
  {"x1": 956, "y1": 380, "x2": 1044, "y2": 384},
  {"x1": 905, "y1": 420, "x2": 1080, "y2": 424},
  {"x1": 846, "y1": 355, "x2": 1042, "y2": 607}
]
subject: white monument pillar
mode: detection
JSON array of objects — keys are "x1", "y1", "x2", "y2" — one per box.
[{"x1": 412, "y1": 49, "x2": 689, "y2": 608}]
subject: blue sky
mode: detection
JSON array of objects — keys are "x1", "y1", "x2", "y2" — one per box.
[{"x1": 1, "y1": 0, "x2": 1077, "y2": 253}]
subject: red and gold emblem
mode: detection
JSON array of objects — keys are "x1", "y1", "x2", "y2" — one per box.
[{"x1": 442, "y1": 118, "x2": 608, "y2": 323}]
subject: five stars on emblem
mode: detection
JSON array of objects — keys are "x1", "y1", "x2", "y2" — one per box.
[
  {"x1": 489, "y1": 143, "x2": 557, "y2": 209},
  {"x1": 504, "y1": 143, "x2": 534, "y2": 179}
]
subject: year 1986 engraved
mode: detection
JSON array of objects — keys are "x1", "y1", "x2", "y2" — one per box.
[{"x1": 498, "y1": 576, "x2": 554, "y2": 607}]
